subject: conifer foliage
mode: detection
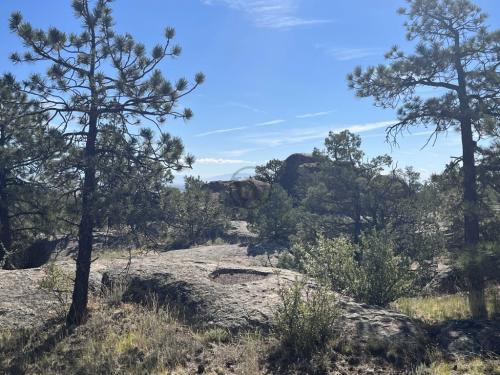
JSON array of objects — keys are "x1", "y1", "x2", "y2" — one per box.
[
  {"x1": 9, "y1": 0, "x2": 204, "y2": 325},
  {"x1": 348, "y1": 0, "x2": 499, "y2": 318}
]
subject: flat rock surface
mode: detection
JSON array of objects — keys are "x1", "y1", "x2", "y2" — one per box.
[
  {"x1": 1, "y1": 244, "x2": 428, "y2": 360},
  {"x1": 432, "y1": 319, "x2": 500, "y2": 355},
  {"x1": 0, "y1": 267, "x2": 58, "y2": 330}
]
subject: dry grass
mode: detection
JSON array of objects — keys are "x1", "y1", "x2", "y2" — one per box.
[
  {"x1": 413, "y1": 355, "x2": 500, "y2": 375},
  {"x1": 3, "y1": 283, "x2": 498, "y2": 374},
  {"x1": 1, "y1": 301, "x2": 200, "y2": 374},
  {"x1": 393, "y1": 289, "x2": 499, "y2": 323},
  {"x1": 209, "y1": 332, "x2": 264, "y2": 375},
  {"x1": 0, "y1": 294, "x2": 267, "y2": 375}
]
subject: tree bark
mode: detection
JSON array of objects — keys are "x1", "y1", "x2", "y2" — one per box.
[
  {"x1": 460, "y1": 118, "x2": 488, "y2": 319},
  {"x1": 452, "y1": 30, "x2": 488, "y2": 319},
  {"x1": 0, "y1": 169, "x2": 12, "y2": 268},
  {"x1": 353, "y1": 191, "x2": 362, "y2": 243},
  {"x1": 66, "y1": 116, "x2": 98, "y2": 326},
  {"x1": 66, "y1": 4, "x2": 99, "y2": 326}
]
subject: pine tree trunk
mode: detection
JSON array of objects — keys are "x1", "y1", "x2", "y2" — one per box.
[
  {"x1": 0, "y1": 120, "x2": 12, "y2": 268},
  {"x1": 66, "y1": 117, "x2": 98, "y2": 326},
  {"x1": 460, "y1": 118, "x2": 488, "y2": 319},
  {"x1": 0, "y1": 169, "x2": 12, "y2": 268},
  {"x1": 452, "y1": 32, "x2": 488, "y2": 319},
  {"x1": 353, "y1": 195, "x2": 361, "y2": 243}
]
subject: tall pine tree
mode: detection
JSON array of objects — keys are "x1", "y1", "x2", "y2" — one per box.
[
  {"x1": 0, "y1": 74, "x2": 60, "y2": 268},
  {"x1": 9, "y1": 0, "x2": 204, "y2": 325},
  {"x1": 348, "y1": 0, "x2": 499, "y2": 318}
]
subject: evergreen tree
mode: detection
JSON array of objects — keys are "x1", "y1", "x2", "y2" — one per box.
[
  {"x1": 347, "y1": 0, "x2": 499, "y2": 318},
  {"x1": 250, "y1": 185, "x2": 297, "y2": 244},
  {"x1": 9, "y1": 0, "x2": 204, "y2": 325},
  {"x1": 317, "y1": 130, "x2": 392, "y2": 242},
  {"x1": 254, "y1": 159, "x2": 284, "y2": 184},
  {"x1": 0, "y1": 74, "x2": 61, "y2": 267},
  {"x1": 171, "y1": 177, "x2": 228, "y2": 247}
]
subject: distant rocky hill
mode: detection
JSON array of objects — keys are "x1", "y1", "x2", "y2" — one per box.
[
  {"x1": 206, "y1": 178, "x2": 271, "y2": 208},
  {"x1": 203, "y1": 153, "x2": 323, "y2": 208},
  {"x1": 277, "y1": 153, "x2": 322, "y2": 196}
]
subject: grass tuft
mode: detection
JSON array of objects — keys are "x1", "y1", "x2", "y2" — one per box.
[{"x1": 393, "y1": 289, "x2": 499, "y2": 323}]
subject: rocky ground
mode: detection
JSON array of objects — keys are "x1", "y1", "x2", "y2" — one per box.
[{"x1": 1, "y1": 229, "x2": 499, "y2": 374}]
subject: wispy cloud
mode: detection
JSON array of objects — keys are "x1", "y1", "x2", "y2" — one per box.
[
  {"x1": 296, "y1": 110, "x2": 334, "y2": 119},
  {"x1": 345, "y1": 121, "x2": 397, "y2": 133},
  {"x1": 197, "y1": 158, "x2": 257, "y2": 165},
  {"x1": 244, "y1": 120, "x2": 397, "y2": 147},
  {"x1": 255, "y1": 119, "x2": 285, "y2": 127},
  {"x1": 195, "y1": 119, "x2": 285, "y2": 137},
  {"x1": 408, "y1": 130, "x2": 435, "y2": 137},
  {"x1": 201, "y1": 0, "x2": 331, "y2": 29},
  {"x1": 196, "y1": 126, "x2": 248, "y2": 137},
  {"x1": 220, "y1": 148, "x2": 259, "y2": 157},
  {"x1": 316, "y1": 45, "x2": 382, "y2": 61},
  {"x1": 222, "y1": 101, "x2": 265, "y2": 113}
]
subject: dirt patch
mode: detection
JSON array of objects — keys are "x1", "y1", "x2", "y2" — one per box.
[{"x1": 209, "y1": 268, "x2": 271, "y2": 284}]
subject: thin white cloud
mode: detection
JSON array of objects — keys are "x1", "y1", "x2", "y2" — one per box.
[
  {"x1": 197, "y1": 158, "x2": 257, "y2": 165},
  {"x1": 296, "y1": 110, "x2": 334, "y2": 119},
  {"x1": 255, "y1": 119, "x2": 285, "y2": 127},
  {"x1": 196, "y1": 126, "x2": 248, "y2": 137},
  {"x1": 195, "y1": 119, "x2": 285, "y2": 137},
  {"x1": 220, "y1": 148, "x2": 259, "y2": 157},
  {"x1": 201, "y1": 0, "x2": 331, "y2": 29},
  {"x1": 408, "y1": 130, "x2": 435, "y2": 136},
  {"x1": 316, "y1": 45, "x2": 382, "y2": 61},
  {"x1": 345, "y1": 121, "x2": 397, "y2": 133},
  {"x1": 223, "y1": 102, "x2": 265, "y2": 113},
  {"x1": 244, "y1": 120, "x2": 397, "y2": 147}
]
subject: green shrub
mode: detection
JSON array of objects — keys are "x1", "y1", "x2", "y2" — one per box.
[
  {"x1": 276, "y1": 242, "x2": 308, "y2": 271},
  {"x1": 356, "y1": 230, "x2": 414, "y2": 306},
  {"x1": 38, "y1": 263, "x2": 73, "y2": 315},
  {"x1": 249, "y1": 185, "x2": 297, "y2": 245},
  {"x1": 288, "y1": 230, "x2": 414, "y2": 306},
  {"x1": 170, "y1": 176, "x2": 228, "y2": 248},
  {"x1": 303, "y1": 235, "x2": 360, "y2": 296},
  {"x1": 274, "y1": 277, "x2": 338, "y2": 359},
  {"x1": 198, "y1": 327, "x2": 231, "y2": 344}
]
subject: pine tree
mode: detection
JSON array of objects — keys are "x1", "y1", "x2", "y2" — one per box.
[
  {"x1": 9, "y1": 0, "x2": 204, "y2": 325},
  {"x1": 254, "y1": 159, "x2": 284, "y2": 184},
  {"x1": 0, "y1": 74, "x2": 60, "y2": 268},
  {"x1": 347, "y1": 0, "x2": 499, "y2": 318},
  {"x1": 322, "y1": 130, "x2": 392, "y2": 242}
]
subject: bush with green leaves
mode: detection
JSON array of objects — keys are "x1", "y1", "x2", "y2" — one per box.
[
  {"x1": 38, "y1": 263, "x2": 73, "y2": 315},
  {"x1": 249, "y1": 185, "x2": 297, "y2": 244},
  {"x1": 303, "y1": 235, "x2": 361, "y2": 297},
  {"x1": 274, "y1": 277, "x2": 338, "y2": 359},
  {"x1": 169, "y1": 177, "x2": 228, "y2": 248},
  {"x1": 282, "y1": 230, "x2": 414, "y2": 306},
  {"x1": 356, "y1": 230, "x2": 414, "y2": 306}
]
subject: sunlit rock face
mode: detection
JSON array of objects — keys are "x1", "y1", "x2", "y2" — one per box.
[
  {"x1": 277, "y1": 153, "x2": 321, "y2": 197},
  {"x1": 1, "y1": 243, "x2": 431, "y2": 363},
  {"x1": 206, "y1": 178, "x2": 271, "y2": 209}
]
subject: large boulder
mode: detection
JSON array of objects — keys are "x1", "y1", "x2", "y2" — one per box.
[
  {"x1": 6, "y1": 238, "x2": 69, "y2": 269},
  {"x1": 0, "y1": 258, "x2": 109, "y2": 330},
  {"x1": 206, "y1": 178, "x2": 270, "y2": 209},
  {"x1": 431, "y1": 319, "x2": 500, "y2": 355},
  {"x1": 422, "y1": 257, "x2": 463, "y2": 296},
  {"x1": 0, "y1": 267, "x2": 60, "y2": 329},
  {"x1": 277, "y1": 153, "x2": 321, "y2": 197},
  {"x1": 101, "y1": 246, "x2": 429, "y2": 361},
  {"x1": 1, "y1": 244, "x2": 429, "y2": 363}
]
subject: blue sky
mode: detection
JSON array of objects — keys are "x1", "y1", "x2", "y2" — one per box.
[{"x1": 1, "y1": 0, "x2": 498, "y2": 181}]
